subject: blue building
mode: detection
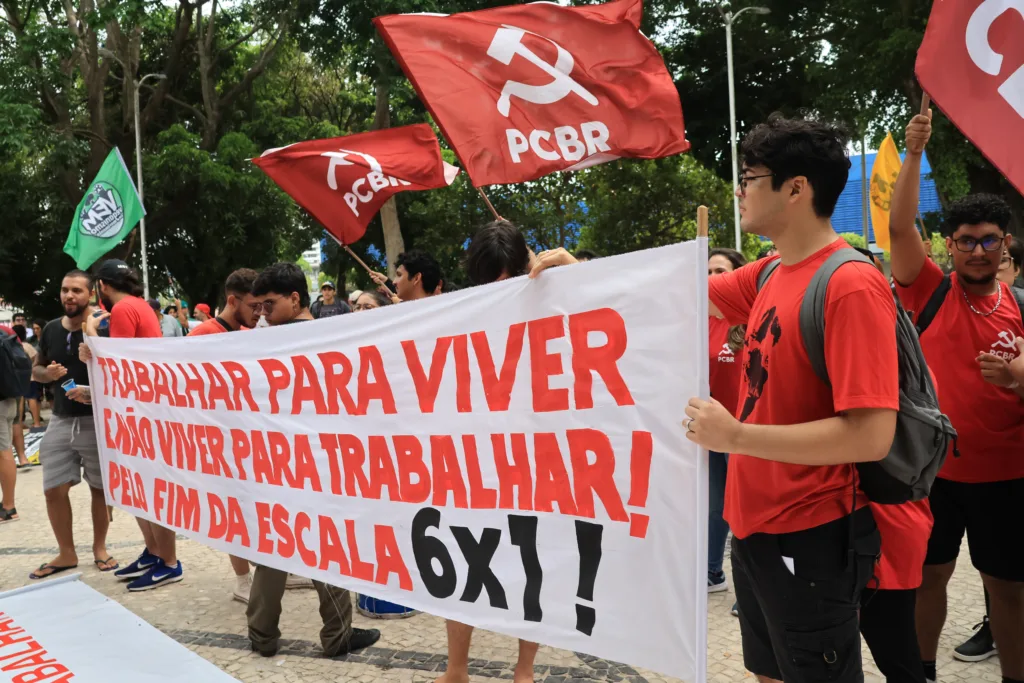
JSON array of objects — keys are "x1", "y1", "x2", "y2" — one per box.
[{"x1": 832, "y1": 151, "x2": 943, "y2": 246}]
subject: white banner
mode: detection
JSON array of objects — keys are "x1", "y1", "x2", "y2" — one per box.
[
  {"x1": 0, "y1": 574, "x2": 239, "y2": 682},
  {"x1": 86, "y1": 241, "x2": 709, "y2": 681}
]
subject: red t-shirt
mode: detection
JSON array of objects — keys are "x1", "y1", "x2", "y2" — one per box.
[
  {"x1": 871, "y1": 500, "x2": 933, "y2": 590},
  {"x1": 709, "y1": 238, "x2": 900, "y2": 539},
  {"x1": 709, "y1": 316, "x2": 743, "y2": 417},
  {"x1": 109, "y1": 296, "x2": 162, "y2": 339},
  {"x1": 188, "y1": 318, "x2": 230, "y2": 336},
  {"x1": 894, "y1": 258, "x2": 1024, "y2": 483}
]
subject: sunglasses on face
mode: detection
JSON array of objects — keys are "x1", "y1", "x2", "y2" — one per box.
[{"x1": 952, "y1": 235, "x2": 1004, "y2": 253}]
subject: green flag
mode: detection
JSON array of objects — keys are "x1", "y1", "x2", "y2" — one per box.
[{"x1": 64, "y1": 148, "x2": 146, "y2": 269}]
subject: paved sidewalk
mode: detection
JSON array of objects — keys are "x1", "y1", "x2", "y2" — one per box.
[{"x1": 1, "y1": 470, "x2": 1000, "y2": 683}]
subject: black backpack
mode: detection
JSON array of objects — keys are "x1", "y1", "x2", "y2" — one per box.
[
  {"x1": 0, "y1": 334, "x2": 32, "y2": 400},
  {"x1": 914, "y1": 274, "x2": 1024, "y2": 336},
  {"x1": 757, "y1": 250, "x2": 958, "y2": 504}
]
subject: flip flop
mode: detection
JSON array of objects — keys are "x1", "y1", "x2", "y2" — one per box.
[
  {"x1": 29, "y1": 563, "x2": 78, "y2": 580},
  {"x1": 94, "y1": 557, "x2": 119, "y2": 572}
]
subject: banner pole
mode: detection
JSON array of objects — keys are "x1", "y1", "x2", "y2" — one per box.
[
  {"x1": 697, "y1": 205, "x2": 709, "y2": 237},
  {"x1": 477, "y1": 187, "x2": 503, "y2": 221},
  {"x1": 920, "y1": 92, "x2": 930, "y2": 115},
  {"x1": 325, "y1": 233, "x2": 397, "y2": 297}
]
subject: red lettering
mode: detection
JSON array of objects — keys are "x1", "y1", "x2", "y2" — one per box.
[
  {"x1": 321, "y1": 433, "x2": 342, "y2": 495},
  {"x1": 338, "y1": 434, "x2": 370, "y2": 497},
  {"x1": 569, "y1": 309, "x2": 634, "y2": 408},
  {"x1": 203, "y1": 362, "x2": 235, "y2": 411},
  {"x1": 151, "y1": 363, "x2": 175, "y2": 406},
  {"x1": 402, "y1": 337, "x2": 452, "y2": 413},
  {"x1": 367, "y1": 436, "x2": 401, "y2": 501},
  {"x1": 567, "y1": 429, "x2": 628, "y2": 521},
  {"x1": 230, "y1": 429, "x2": 250, "y2": 481},
  {"x1": 346, "y1": 519, "x2": 374, "y2": 581},
  {"x1": 251, "y1": 431, "x2": 280, "y2": 486},
  {"x1": 452, "y1": 334, "x2": 472, "y2": 412},
  {"x1": 223, "y1": 361, "x2": 258, "y2": 412},
  {"x1": 430, "y1": 435, "x2": 468, "y2": 508},
  {"x1": 357, "y1": 346, "x2": 397, "y2": 415},
  {"x1": 103, "y1": 408, "x2": 116, "y2": 449},
  {"x1": 258, "y1": 358, "x2": 291, "y2": 414},
  {"x1": 224, "y1": 496, "x2": 249, "y2": 546},
  {"x1": 208, "y1": 492, "x2": 227, "y2": 540},
  {"x1": 255, "y1": 501, "x2": 273, "y2": 553},
  {"x1": 393, "y1": 435, "x2": 430, "y2": 503},
  {"x1": 273, "y1": 504, "x2": 295, "y2": 558},
  {"x1": 292, "y1": 355, "x2": 328, "y2": 415},
  {"x1": 319, "y1": 351, "x2": 358, "y2": 415},
  {"x1": 107, "y1": 357, "x2": 125, "y2": 397},
  {"x1": 318, "y1": 516, "x2": 351, "y2": 575},
  {"x1": 462, "y1": 435, "x2": 497, "y2": 509},
  {"x1": 374, "y1": 525, "x2": 413, "y2": 590},
  {"x1": 131, "y1": 360, "x2": 154, "y2": 403},
  {"x1": 13, "y1": 664, "x2": 69, "y2": 683},
  {"x1": 292, "y1": 435, "x2": 321, "y2": 492},
  {"x1": 119, "y1": 359, "x2": 138, "y2": 399},
  {"x1": 295, "y1": 513, "x2": 317, "y2": 567},
  {"x1": 528, "y1": 316, "x2": 569, "y2": 412},
  {"x1": 181, "y1": 363, "x2": 209, "y2": 409},
  {"x1": 533, "y1": 433, "x2": 577, "y2": 515},
  {"x1": 494, "y1": 434, "x2": 532, "y2": 510},
  {"x1": 470, "y1": 323, "x2": 525, "y2": 412}
]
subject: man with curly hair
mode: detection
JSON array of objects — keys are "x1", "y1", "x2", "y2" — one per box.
[{"x1": 889, "y1": 107, "x2": 1024, "y2": 683}]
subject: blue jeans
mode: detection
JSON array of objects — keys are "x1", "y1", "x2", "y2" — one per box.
[{"x1": 708, "y1": 451, "x2": 730, "y2": 575}]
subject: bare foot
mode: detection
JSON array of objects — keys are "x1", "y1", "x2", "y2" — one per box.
[{"x1": 435, "y1": 672, "x2": 469, "y2": 683}]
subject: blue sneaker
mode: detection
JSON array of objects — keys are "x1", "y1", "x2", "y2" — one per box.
[
  {"x1": 127, "y1": 560, "x2": 183, "y2": 592},
  {"x1": 114, "y1": 548, "x2": 158, "y2": 581},
  {"x1": 708, "y1": 570, "x2": 728, "y2": 593}
]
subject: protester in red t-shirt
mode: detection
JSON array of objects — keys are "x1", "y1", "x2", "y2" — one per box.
[
  {"x1": 887, "y1": 109, "x2": 1024, "y2": 683},
  {"x1": 706, "y1": 247, "x2": 746, "y2": 597},
  {"x1": 81, "y1": 260, "x2": 181, "y2": 593},
  {"x1": 684, "y1": 116, "x2": 900, "y2": 683}
]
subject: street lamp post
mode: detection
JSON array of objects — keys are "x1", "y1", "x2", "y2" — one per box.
[
  {"x1": 98, "y1": 48, "x2": 165, "y2": 300},
  {"x1": 722, "y1": 5, "x2": 770, "y2": 251}
]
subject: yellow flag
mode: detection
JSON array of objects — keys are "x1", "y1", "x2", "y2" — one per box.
[{"x1": 869, "y1": 133, "x2": 902, "y2": 250}]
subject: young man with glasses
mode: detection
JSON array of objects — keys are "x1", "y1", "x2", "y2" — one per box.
[
  {"x1": 185, "y1": 268, "x2": 260, "y2": 602},
  {"x1": 888, "y1": 109, "x2": 1024, "y2": 683},
  {"x1": 683, "y1": 115, "x2": 899, "y2": 683},
  {"x1": 245, "y1": 262, "x2": 381, "y2": 658},
  {"x1": 23, "y1": 271, "x2": 117, "y2": 574}
]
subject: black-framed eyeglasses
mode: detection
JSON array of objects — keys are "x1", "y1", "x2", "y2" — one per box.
[
  {"x1": 952, "y1": 235, "x2": 1003, "y2": 253},
  {"x1": 738, "y1": 173, "x2": 774, "y2": 194}
]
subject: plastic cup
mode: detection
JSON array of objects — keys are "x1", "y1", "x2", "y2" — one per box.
[{"x1": 61, "y1": 378, "x2": 77, "y2": 392}]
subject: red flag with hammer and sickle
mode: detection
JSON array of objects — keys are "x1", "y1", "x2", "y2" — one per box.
[
  {"x1": 916, "y1": 0, "x2": 1024, "y2": 194},
  {"x1": 252, "y1": 124, "x2": 460, "y2": 245},
  {"x1": 373, "y1": 0, "x2": 689, "y2": 187}
]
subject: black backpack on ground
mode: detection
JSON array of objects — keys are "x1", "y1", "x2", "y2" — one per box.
[
  {"x1": 0, "y1": 333, "x2": 32, "y2": 400},
  {"x1": 757, "y1": 250, "x2": 958, "y2": 504}
]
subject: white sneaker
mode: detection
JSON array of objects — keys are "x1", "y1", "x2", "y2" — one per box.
[
  {"x1": 233, "y1": 573, "x2": 252, "y2": 604},
  {"x1": 285, "y1": 573, "x2": 313, "y2": 589}
]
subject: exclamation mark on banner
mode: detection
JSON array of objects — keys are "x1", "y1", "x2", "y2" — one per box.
[
  {"x1": 574, "y1": 520, "x2": 603, "y2": 636},
  {"x1": 627, "y1": 431, "x2": 653, "y2": 539}
]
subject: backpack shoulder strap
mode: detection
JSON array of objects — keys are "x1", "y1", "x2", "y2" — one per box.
[
  {"x1": 1011, "y1": 285, "x2": 1024, "y2": 324},
  {"x1": 756, "y1": 258, "x2": 782, "y2": 292},
  {"x1": 799, "y1": 249, "x2": 874, "y2": 387},
  {"x1": 915, "y1": 275, "x2": 952, "y2": 336}
]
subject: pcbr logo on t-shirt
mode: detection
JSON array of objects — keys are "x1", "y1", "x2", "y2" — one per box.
[
  {"x1": 718, "y1": 343, "x2": 736, "y2": 363},
  {"x1": 740, "y1": 307, "x2": 782, "y2": 422},
  {"x1": 986, "y1": 329, "x2": 1019, "y2": 361}
]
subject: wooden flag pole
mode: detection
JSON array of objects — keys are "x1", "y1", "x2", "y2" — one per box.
[
  {"x1": 920, "y1": 93, "x2": 931, "y2": 115},
  {"x1": 324, "y1": 233, "x2": 397, "y2": 297},
  {"x1": 697, "y1": 205, "x2": 709, "y2": 237},
  {"x1": 477, "y1": 187, "x2": 503, "y2": 221}
]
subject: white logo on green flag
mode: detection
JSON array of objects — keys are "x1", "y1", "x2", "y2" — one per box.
[{"x1": 64, "y1": 148, "x2": 145, "y2": 269}]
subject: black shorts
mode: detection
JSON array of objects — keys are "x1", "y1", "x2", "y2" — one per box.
[
  {"x1": 924, "y1": 476, "x2": 1024, "y2": 582},
  {"x1": 731, "y1": 507, "x2": 880, "y2": 683}
]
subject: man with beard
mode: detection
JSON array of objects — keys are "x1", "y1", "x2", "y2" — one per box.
[
  {"x1": 25, "y1": 270, "x2": 117, "y2": 575},
  {"x1": 245, "y1": 262, "x2": 381, "y2": 658},
  {"x1": 890, "y1": 110, "x2": 1024, "y2": 683},
  {"x1": 81, "y1": 259, "x2": 181, "y2": 592},
  {"x1": 184, "y1": 268, "x2": 260, "y2": 602}
]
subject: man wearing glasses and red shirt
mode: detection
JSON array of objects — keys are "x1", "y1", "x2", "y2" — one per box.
[{"x1": 888, "y1": 107, "x2": 1024, "y2": 683}]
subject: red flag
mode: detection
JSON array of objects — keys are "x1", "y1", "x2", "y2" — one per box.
[
  {"x1": 252, "y1": 124, "x2": 460, "y2": 245},
  {"x1": 916, "y1": 0, "x2": 1024, "y2": 194},
  {"x1": 374, "y1": 0, "x2": 689, "y2": 187}
]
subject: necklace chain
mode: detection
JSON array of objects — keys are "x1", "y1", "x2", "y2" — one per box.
[{"x1": 961, "y1": 283, "x2": 1002, "y2": 317}]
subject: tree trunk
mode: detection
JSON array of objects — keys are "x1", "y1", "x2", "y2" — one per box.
[{"x1": 373, "y1": 70, "x2": 404, "y2": 278}]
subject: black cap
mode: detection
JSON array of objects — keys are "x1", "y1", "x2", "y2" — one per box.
[
  {"x1": 321, "y1": 281, "x2": 335, "y2": 290},
  {"x1": 95, "y1": 259, "x2": 132, "y2": 285},
  {"x1": 147, "y1": 299, "x2": 161, "y2": 311}
]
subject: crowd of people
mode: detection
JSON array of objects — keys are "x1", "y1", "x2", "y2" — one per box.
[{"x1": 1, "y1": 109, "x2": 1022, "y2": 683}]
